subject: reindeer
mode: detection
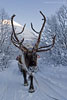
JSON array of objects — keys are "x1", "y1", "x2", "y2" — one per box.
[{"x1": 11, "y1": 11, "x2": 56, "y2": 93}]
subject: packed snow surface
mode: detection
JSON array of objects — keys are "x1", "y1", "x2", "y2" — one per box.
[{"x1": 0, "y1": 59, "x2": 67, "y2": 100}]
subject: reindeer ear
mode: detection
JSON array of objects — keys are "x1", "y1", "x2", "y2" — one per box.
[
  {"x1": 16, "y1": 56, "x2": 18, "y2": 60},
  {"x1": 37, "y1": 54, "x2": 40, "y2": 58}
]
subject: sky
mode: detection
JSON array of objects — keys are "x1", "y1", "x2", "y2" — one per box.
[{"x1": 0, "y1": 0, "x2": 67, "y2": 30}]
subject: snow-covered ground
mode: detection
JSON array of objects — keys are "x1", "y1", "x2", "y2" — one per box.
[{"x1": 0, "y1": 58, "x2": 67, "y2": 100}]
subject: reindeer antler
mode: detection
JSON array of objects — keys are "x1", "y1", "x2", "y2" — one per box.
[
  {"x1": 31, "y1": 11, "x2": 46, "y2": 50},
  {"x1": 11, "y1": 14, "x2": 28, "y2": 52},
  {"x1": 31, "y1": 11, "x2": 56, "y2": 52},
  {"x1": 11, "y1": 11, "x2": 56, "y2": 53}
]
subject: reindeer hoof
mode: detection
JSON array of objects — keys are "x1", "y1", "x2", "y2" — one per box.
[
  {"x1": 24, "y1": 82, "x2": 28, "y2": 86},
  {"x1": 29, "y1": 89, "x2": 35, "y2": 93}
]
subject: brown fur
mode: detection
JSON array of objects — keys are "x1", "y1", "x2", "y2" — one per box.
[{"x1": 16, "y1": 55, "x2": 22, "y2": 64}]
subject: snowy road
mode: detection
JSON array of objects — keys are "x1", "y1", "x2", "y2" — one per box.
[{"x1": 0, "y1": 60, "x2": 67, "y2": 100}]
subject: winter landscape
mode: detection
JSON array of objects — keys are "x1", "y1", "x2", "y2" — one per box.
[{"x1": 0, "y1": 0, "x2": 67, "y2": 100}]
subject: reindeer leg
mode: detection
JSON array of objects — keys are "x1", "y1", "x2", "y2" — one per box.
[
  {"x1": 29, "y1": 73, "x2": 35, "y2": 93},
  {"x1": 22, "y1": 69, "x2": 28, "y2": 86}
]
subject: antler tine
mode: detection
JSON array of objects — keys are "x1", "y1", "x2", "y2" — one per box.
[
  {"x1": 11, "y1": 15, "x2": 19, "y2": 42},
  {"x1": 20, "y1": 38, "x2": 24, "y2": 45},
  {"x1": 38, "y1": 35, "x2": 56, "y2": 49},
  {"x1": 39, "y1": 11, "x2": 46, "y2": 33},
  {"x1": 11, "y1": 32, "x2": 17, "y2": 43},
  {"x1": 38, "y1": 44, "x2": 52, "y2": 49},
  {"x1": 32, "y1": 11, "x2": 46, "y2": 50},
  {"x1": 11, "y1": 32, "x2": 20, "y2": 48},
  {"x1": 11, "y1": 28, "x2": 22, "y2": 49},
  {"x1": 40, "y1": 11, "x2": 46, "y2": 20},
  {"x1": 17, "y1": 24, "x2": 26, "y2": 35},
  {"x1": 31, "y1": 23, "x2": 39, "y2": 34},
  {"x1": 36, "y1": 35, "x2": 56, "y2": 52}
]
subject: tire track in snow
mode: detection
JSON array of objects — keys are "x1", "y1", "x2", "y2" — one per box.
[
  {"x1": 39, "y1": 68, "x2": 67, "y2": 90},
  {"x1": 0, "y1": 86, "x2": 8, "y2": 100},
  {"x1": 36, "y1": 72, "x2": 66, "y2": 100},
  {"x1": 38, "y1": 71, "x2": 67, "y2": 98}
]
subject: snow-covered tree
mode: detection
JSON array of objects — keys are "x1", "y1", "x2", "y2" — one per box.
[
  {"x1": 0, "y1": 8, "x2": 12, "y2": 69},
  {"x1": 43, "y1": 5, "x2": 67, "y2": 65},
  {"x1": 0, "y1": 8, "x2": 10, "y2": 52}
]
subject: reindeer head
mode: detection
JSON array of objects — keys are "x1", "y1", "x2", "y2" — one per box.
[
  {"x1": 24, "y1": 51, "x2": 37, "y2": 67},
  {"x1": 11, "y1": 11, "x2": 56, "y2": 68}
]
